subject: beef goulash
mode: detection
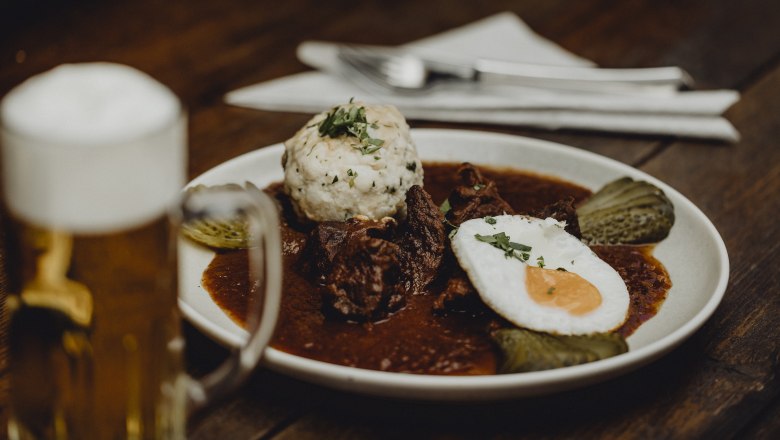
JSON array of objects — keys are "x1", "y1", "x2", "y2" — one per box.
[{"x1": 187, "y1": 101, "x2": 673, "y2": 375}]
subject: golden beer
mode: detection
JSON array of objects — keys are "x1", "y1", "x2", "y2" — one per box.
[
  {"x1": 1, "y1": 62, "x2": 282, "y2": 440},
  {"x1": 4, "y1": 217, "x2": 186, "y2": 439},
  {"x1": 2, "y1": 63, "x2": 187, "y2": 439}
]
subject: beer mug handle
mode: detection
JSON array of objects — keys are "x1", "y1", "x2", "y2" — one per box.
[{"x1": 177, "y1": 183, "x2": 282, "y2": 413}]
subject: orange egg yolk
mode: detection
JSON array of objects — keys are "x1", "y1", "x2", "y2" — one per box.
[{"x1": 525, "y1": 266, "x2": 602, "y2": 315}]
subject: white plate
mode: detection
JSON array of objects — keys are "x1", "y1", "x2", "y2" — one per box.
[{"x1": 179, "y1": 128, "x2": 729, "y2": 401}]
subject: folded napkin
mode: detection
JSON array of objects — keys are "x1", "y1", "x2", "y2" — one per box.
[{"x1": 226, "y1": 12, "x2": 740, "y2": 142}]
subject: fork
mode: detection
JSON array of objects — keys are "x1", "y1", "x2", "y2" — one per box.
[{"x1": 337, "y1": 44, "x2": 694, "y2": 95}]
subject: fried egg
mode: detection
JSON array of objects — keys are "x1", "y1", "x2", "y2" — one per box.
[{"x1": 451, "y1": 215, "x2": 629, "y2": 335}]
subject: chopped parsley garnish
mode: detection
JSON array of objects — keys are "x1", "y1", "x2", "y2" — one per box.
[
  {"x1": 346, "y1": 168, "x2": 357, "y2": 188},
  {"x1": 546, "y1": 287, "x2": 556, "y2": 295},
  {"x1": 536, "y1": 256, "x2": 545, "y2": 268},
  {"x1": 317, "y1": 103, "x2": 385, "y2": 155},
  {"x1": 437, "y1": 198, "x2": 460, "y2": 236},
  {"x1": 439, "y1": 198, "x2": 461, "y2": 235},
  {"x1": 474, "y1": 232, "x2": 532, "y2": 262},
  {"x1": 484, "y1": 216, "x2": 497, "y2": 225},
  {"x1": 439, "y1": 198, "x2": 452, "y2": 215}
]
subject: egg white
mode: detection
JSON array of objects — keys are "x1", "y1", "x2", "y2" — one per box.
[{"x1": 451, "y1": 215, "x2": 630, "y2": 335}]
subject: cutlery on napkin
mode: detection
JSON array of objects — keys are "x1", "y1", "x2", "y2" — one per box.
[
  {"x1": 225, "y1": 12, "x2": 740, "y2": 142},
  {"x1": 307, "y1": 41, "x2": 693, "y2": 94}
]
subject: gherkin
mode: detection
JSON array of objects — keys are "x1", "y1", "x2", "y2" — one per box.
[
  {"x1": 492, "y1": 328, "x2": 628, "y2": 373},
  {"x1": 577, "y1": 177, "x2": 675, "y2": 245},
  {"x1": 180, "y1": 184, "x2": 250, "y2": 249},
  {"x1": 181, "y1": 217, "x2": 249, "y2": 249}
]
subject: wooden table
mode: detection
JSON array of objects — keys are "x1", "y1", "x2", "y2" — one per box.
[{"x1": 2, "y1": 0, "x2": 779, "y2": 438}]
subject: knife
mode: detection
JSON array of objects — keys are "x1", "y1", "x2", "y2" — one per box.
[{"x1": 297, "y1": 40, "x2": 694, "y2": 95}]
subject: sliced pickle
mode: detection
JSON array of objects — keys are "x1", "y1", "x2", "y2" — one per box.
[
  {"x1": 181, "y1": 217, "x2": 248, "y2": 249},
  {"x1": 181, "y1": 184, "x2": 250, "y2": 249},
  {"x1": 491, "y1": 328, "x2": 628, "y2": 374},
  {"x1": 577, "y1": 177, "x2": 674, "y2": 245}
]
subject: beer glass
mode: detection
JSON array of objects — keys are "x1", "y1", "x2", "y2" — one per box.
[{"x1": 0, "y1": 63, "x2": 282, "y2": 439}]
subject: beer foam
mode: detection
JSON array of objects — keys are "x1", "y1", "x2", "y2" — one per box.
[{"x1": 1, "y1": 63, "x2": 186, "y2": 233}]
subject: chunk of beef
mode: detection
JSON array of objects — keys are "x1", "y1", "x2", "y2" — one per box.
[
  {"x1": 397, "y1": 186, "x2": 446, "y2": 294},
  {"x1": 323, "y1": 236, "x2": 405, "y2": 322},
  {"x1": 446, "y1": 163, "x2": 515, "y2": 226},
  {"x1": 532, "y1": 197, "x2": 582, "y2": 239},
  {"x1": 305, "y1": 217, "x2": 395, "y2": 280},
  {"x1": 309, "y1": 186, "x2": 445, "y2": 321},
  {"x1": 433, "y1": 268, "x2": 480, "y2": 313}
]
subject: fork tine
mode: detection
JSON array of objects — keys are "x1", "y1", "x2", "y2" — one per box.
[
  {"x1": 339, "y1": 49, "x2": 384, "y2": 81},
  {"x1": 338, "y1": 46, "x2": 406, "y2": 93},
  {"x1": 338, "y1": 45, "x2": 436, "y2": 94}
]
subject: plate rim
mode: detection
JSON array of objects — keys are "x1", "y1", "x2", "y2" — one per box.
[{"x1": 180, "y1": 128, "x2": 729, "y2": 400}]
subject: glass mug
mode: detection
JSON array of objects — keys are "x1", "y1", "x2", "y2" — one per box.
[{"x1": 0, "y1": 63, "x2": 281, "y2": 439}]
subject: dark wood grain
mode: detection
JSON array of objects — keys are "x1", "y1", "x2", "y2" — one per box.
[
  {"x1": 1, "y1": 0, "x2": 779, "y2": 439},
  {"x1": 634, "y1": 65, "x2": 780, "y2": 439},
  {"x1": 737, "y1": 394, "x2": 780, "y2": 440}
]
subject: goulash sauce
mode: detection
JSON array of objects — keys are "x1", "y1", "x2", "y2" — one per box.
[{"x1": 202, "y1": 163, "x2": 670, "y2": 375}]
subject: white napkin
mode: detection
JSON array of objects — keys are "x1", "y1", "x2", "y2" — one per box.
[{"x1": 226, "y1": 12, "x2": 740, "y2": 142}]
